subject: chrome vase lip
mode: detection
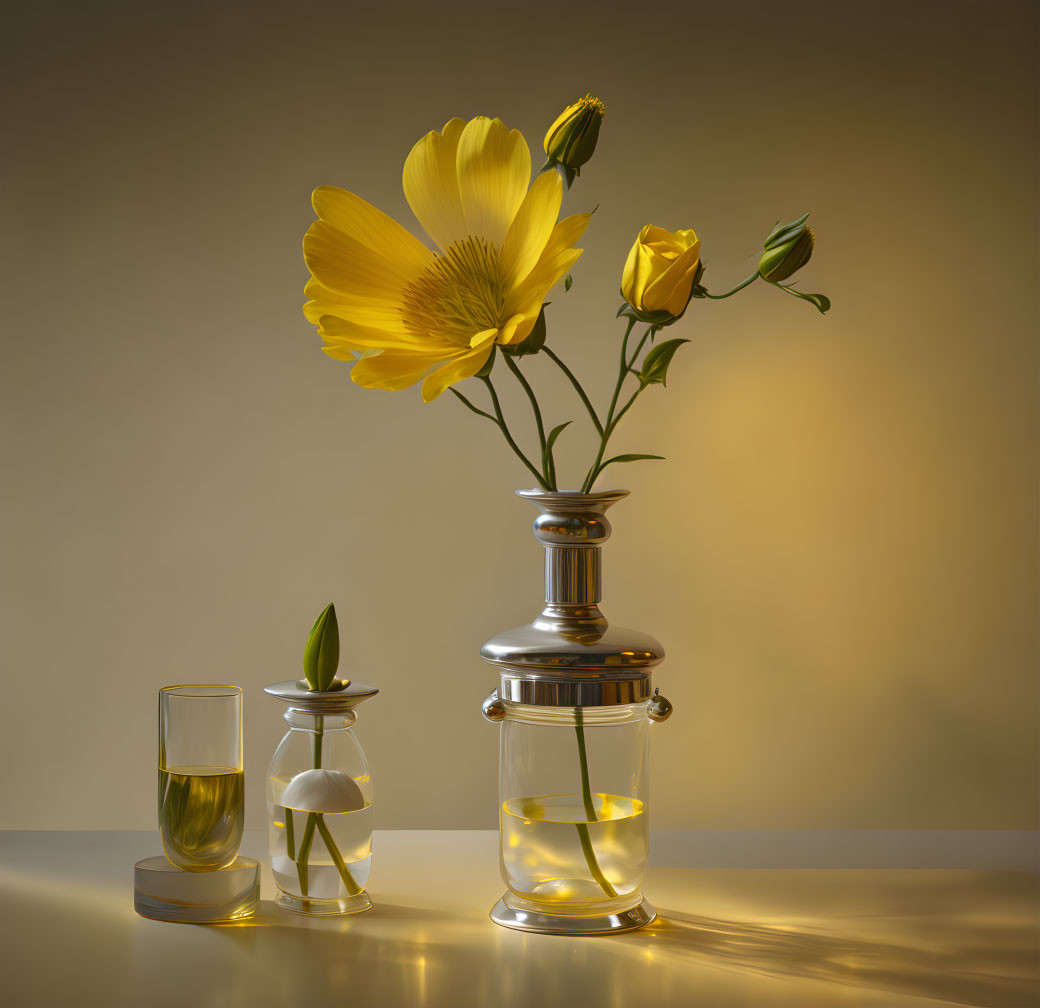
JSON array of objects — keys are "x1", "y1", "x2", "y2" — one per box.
[
  {"x1": 514, "y1": 487, "x2": 630, "y2": 507},
  {"x1": 263, "y1": 681, "x2": 379, "y2": 715},
  {"x1": 480, "y1": 490, "x2": 664, "y2": 707}
]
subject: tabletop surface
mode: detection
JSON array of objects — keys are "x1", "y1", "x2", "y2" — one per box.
[{"x1": 1, "y1": 829, "x2": 1036, "y2": 1008}]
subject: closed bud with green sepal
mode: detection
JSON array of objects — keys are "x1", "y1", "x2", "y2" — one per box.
[
  {"x1": 758, "y1": 213, "x2": 815, "y2": 283},
  {"x1": 543, "y1": 95, "x2": 605, "y2": 179},
  {"x1": 302, "y1": 603, "x2": 340, "y2": 693}
]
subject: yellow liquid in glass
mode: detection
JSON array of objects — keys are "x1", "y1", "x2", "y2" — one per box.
[
  {"x1": 159, "y1": 766, "x2": 244, "y2": 871},
  {"x1": 501, "y1": 792, "x2": 647, "y2": 906}
]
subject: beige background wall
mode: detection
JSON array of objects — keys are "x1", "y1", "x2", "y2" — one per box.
[{"x1": 1, "y1": 0, "x2": 1036, "y2": 831}]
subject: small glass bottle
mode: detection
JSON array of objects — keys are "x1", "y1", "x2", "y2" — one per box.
[{"x1": 264, "y1": 680, "x2": 378, "y2": 915}]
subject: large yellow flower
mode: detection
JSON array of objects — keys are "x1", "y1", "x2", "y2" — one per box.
[{"x1": 303, "y1": 116, "x2": 592, "y2": 402}]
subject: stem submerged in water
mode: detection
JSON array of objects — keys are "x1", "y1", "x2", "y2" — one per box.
[
  {"x1": 315, "y1": 814, "x2": 363, "y2": 896},
  {"x1": 291, "y1": 712, "x2": 363, "y2": 901},
  {"x1": 296, "y1": 813, "x2": 317, "y2": 896},
  {"x1": 574, "y1": 708, "x2": 597, "y2": 823},
  {"x1": 576, "y1": 823, "x2": 618, "y2": 898},
  {"x1": 573, "y1": 707, "x2": 617, "y2": 898},
  {"x1": 284, "y1": 807, "x2": 296, "y2": 861}
]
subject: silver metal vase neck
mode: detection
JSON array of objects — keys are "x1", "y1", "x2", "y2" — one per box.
[{"x1": 479, "y1": 489, "x2": 664, "y2": 707}]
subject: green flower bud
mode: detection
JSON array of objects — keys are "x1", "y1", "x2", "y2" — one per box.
[
  {"x1": 302, "y1": 603, "x2": 339, "y2": 693},
  {"x1": 758, "y1": 213, "x2": 815, "y2": 283},
  {"x1": 543, "y1": 95, "x2": 605, "y2": 175}
]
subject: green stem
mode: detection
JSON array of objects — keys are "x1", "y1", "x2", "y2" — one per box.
[
  {"x1": 581, "y1": 319, "x2": 645, "y2": 492},
  {"x1": 294, "y1": 714, "x2": 325, "y2": 897},
  {"x1": 574, "y1": 708, "x2": 597, "y2": 822},
  {"x1": 296, "y1": 813, "x2": 317, "y2": 896},
  {"x1": 313, "y1": 715, "x2": 324, "y2": 769},
  {"x1": 697, "y1": 272, "x2": 759, "y2": 299},
  {"x1": 609, "y1": 387, "x2": 642, "y2": 433},
  {"x1": 543, "y1": 346, "x2": 603, "y2": 436},
  {"x1": 576, "y1": 823, "x2": 618, "y2": 898},
  {"x1": 448, "y1": 386, "x2": 496, "y2": 422},
  {"x1": 625, "y1": 329, "x2": 653, "y2": 371},
  {"x1": 315, "y1": 814, "x2": 363, "y2": 896},
  {"x1": 503, "y1": 354, "x2": 551, "y2": 488},
  {"x1": 481, "y1": 376, "x2": 550, "y2": 490},
  {"x1": 573, "y1": 708, "x2": 617, "y2": 898},
  {"x1": 284, "y1": 807, "x2": 296, "y2": 861}
]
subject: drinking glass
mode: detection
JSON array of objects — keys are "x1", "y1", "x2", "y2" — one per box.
[{"x1": 158, "y1": 685, "x2": 244, "y2": 872}]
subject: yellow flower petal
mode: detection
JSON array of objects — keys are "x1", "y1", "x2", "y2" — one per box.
[
  {"x1": 318, "y1": 313, "x2": 427, "y2": 351},
  {"x1": 321, "y1": 344, "x2": 358, "y2": 362},
  {"x1": 621, "y1": 237, "x2": 655, "y2": 308},
  {"x1": 497, "y1": 311, "x2": 536, "y2": 346},
  {"x1": 420, "y1": 338, "x2": 496, "y2": 403},
  {"x1": 304, "y1": 278, "x2": 413, "y2": 338},
  {"x1": 469, "y1": 327, "x2": 499, "y2": 348},
  {"x1": 403, "y1": 118, "x2": 468, "y2": 252},
  {"x1": 505, "y1": 211, "x2": 591, "y2": 315},
  {"x1": 499, "y1": 169, "x2": 563, "y2": 292},
  {"x1": 303, "y1": 277, "x2": 346, "y2": 325},
  {"x1": 351, "y1": 349, "x2": 452, "y2": 392},
  {"x1": 303, "y1": 220, "x2": 412, "y2": 303},
  {"x1": 312, "y1": 186, "x2": 433, "y2": 277},
  {"x1": 642, "y1": 240, "x2": 701, "y2": 314},
  {"x1": 456, "y1": 117, "x2": 530, "y2": 250}
]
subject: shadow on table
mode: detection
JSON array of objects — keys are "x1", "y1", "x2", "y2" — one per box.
[{"x1": 634, "y1": 908, "x2": 1039, "y2": 1008}]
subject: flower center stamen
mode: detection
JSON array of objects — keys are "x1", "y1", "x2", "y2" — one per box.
[{"x1": 401, "y1": 237, "x2": 505, "y2": 346}]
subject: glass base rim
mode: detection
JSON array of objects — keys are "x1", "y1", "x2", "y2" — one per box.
[
  {"x1": 133, "y1": 855, "x2": 259, "y2": 923},
  {"x1": 489, "y1": 894, "x2": 655, "y2": 934},
  {"x1": 276, "y1": 890, "x2": 372, "y2": 916}
]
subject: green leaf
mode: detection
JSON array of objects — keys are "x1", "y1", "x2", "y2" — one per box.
[
  {"x1": 638, "y1": 338, "x2": 689, "y2": 388},
  {"x1": 616, "y1": 299, "x2": 676, "y2": 326},
  {"x1": 502, "y1": 304, "x2": 548, "y2": 357},
  {"x1": 302, "y1": 603, "x2": 339, "y2": 692},
  {"x1": 564, "y1": 274, "x2": 573, "y2": 292},
  {"x1": 546, "y1": 421, "x2": 571, "y2": 454},
  {"x1": 602, "y1": 453, "x2": 665, "y2": 464},
  {"x1": 542, "y1": 421, "x2": 571, "y2": 490},
  {"x1": 593, "y1": 453, "x2": 665, "y2": 483},
  {"x1": 772, "y1": 282, "x2": 831, "y2": 314}
]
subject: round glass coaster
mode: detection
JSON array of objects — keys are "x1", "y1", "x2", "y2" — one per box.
[{"x1": 134, "y1": 855, "x2": 259, "y2": 923}]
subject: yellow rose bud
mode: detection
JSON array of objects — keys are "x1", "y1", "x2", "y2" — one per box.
[
  {"x1": 543, "y1": 95, "x2": 605, "y2": 174},
  {"x1": 621, "y1": 225, "x2": 702, "y2": 320},
  {"x1": 758, "y1": 214, "x2": 815, "y2": 282}
]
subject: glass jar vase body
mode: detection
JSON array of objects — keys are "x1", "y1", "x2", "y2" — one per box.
[
  {"x1": 264, "y1": 680, "x2": 379, "y2": 916},
  {"x1": 499, "y1": 702, "x2": 649, "y2": 915}
]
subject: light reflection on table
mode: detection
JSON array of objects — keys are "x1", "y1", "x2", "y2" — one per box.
[{"x1": 1, "y1": 830, "x2": 1036, "y2": 1008}]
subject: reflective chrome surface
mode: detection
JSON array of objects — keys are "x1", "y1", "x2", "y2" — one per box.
[
  {"x1": 648, "y1": 691, "x2": 674, "y2": 722},
  {"x1": 481, "y1": 689, "x2": 506, "y2": 722},
  {"x1": 480, "y1": 491, "x2": 666, "y2": 709},
  {"x1": 489, "y1": 896, "x2": 656, "y2": 935},
  {"x1": 264, "y1": 680, "x2": 379, "y2": 715}
]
